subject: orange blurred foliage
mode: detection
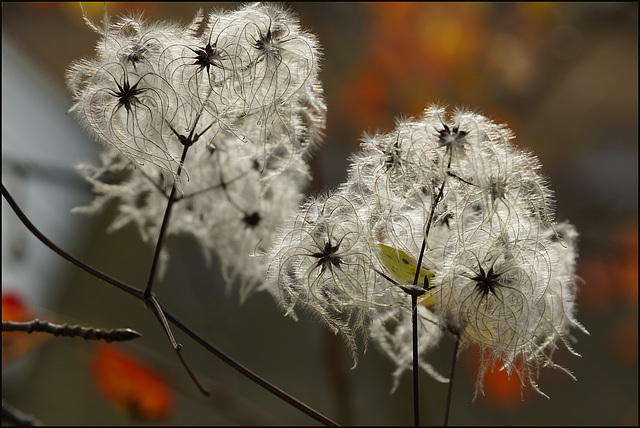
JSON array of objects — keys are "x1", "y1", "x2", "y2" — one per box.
[
  {"x1": 336, "y1": 2, "x2": 561, "y2": 137},
  {"x1": 2, "y1": 291, "x2": 50, "y2": 366},
  {"x1": 36, "y1": 2, "x2": 166, "y2": 27},
  {"x1": 611, "y1": 222, "x2": 639, "y2": 303},
  {"x1": 93, "y1": 345, "x2": 174, "y2": 421},
  {"x1": 465, "y1": 349, "x2": 528, "y2": 407},
  {"x1": 2, "y1": 292, "x2": 29, "y2": 324}
]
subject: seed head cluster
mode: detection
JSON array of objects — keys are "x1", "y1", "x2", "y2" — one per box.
[
  {"x1": 264, "y1": 105, "x2": 587, "y2": 397},
  {"x1": 67, "y1": 3, "x2": 586, "y2": 399},
  {"x1": 67, "y1": 3, "x2": 325, "y2": 299}
]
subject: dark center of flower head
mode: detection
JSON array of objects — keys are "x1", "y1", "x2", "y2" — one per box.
[
  {"x1": 253, "y1": 27, "x2": 283, "y2": 60},
  {"x1": 243, "y1": 211, "x2": 261, "y2": 228},
  {"x1": 192, "y1": 41, "x2": 223, "y2": 77},
  {"x1": 470, "y1": 265, "x2": 501, "y2": 299},
  {"x1": 488, "y1": 176, "x2": 508, "y2": 203},
  {"x1": 384, "y1": 140, "x2": 402, "y2": 170},
  {"x1": 437, "y1": 124, "x2": 468, "y2": 150},
  {"x1": 123, "y1": 44, "x2": 148, "y2": 69},
  {"x1": 311, "y1": 241, "x2": 343, "y2": 274},
  {"x1": 111, "y1": 76, "x2": 146, "y2": 114}
]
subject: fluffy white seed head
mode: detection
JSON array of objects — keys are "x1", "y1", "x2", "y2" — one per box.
[
  {"x1": 70, "y1": 3, "x2": 326, "y2": 298},
  {"x1": 265, "y1": 104, "x2": 585, "y2": 396}
]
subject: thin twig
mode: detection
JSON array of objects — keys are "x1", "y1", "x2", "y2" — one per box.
[
  {"x1": 146, "y1": 293, "x2": 182, "y2": 351},
  {"x1": 2, "y1": 319, "x2": 142, "y2": 342},
  {"x1": 411, "y1": 294, "x2": 420, "y2": 427},
  {"x1": 175, "y1": 346, "x2": 211, "y2": 396},
  {"x1": 1, "y1": 183, "x2": 142, "y2": 300},
  {"x1": 443, "y1": 334, "x2": 460, "y2": 427},
  {"x1": 145, "y1": 293, "x2": 211, "y2": 396},
  {"x1": 159, "y1": 303, "x2": 339, "y2": 426},
  {"x1": 408, "y1": 175, "x2": 447, "y2": 427},
  {"x1": 139, "y1": 116, "x2": 212, "y2": 397},
  {"x1": 1, "y1": 182, "x2": 338, "y2": 426},
  {"x1": 143, "y1": 144, "x2": 189, "y2": 299}
]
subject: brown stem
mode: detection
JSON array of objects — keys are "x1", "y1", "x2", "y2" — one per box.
[{"x1": 1, "y1": 319, "x2": 142, "y2": 342}]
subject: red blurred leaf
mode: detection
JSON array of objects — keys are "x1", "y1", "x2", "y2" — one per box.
[
  {"x1": 465, "y1": 348, "x2": 527, "y2": 407},
  {"x1": 2, "y1": 291, "x2": 29, "y2": 323},
  {"x1": 2, "y1": 291, "x2": 50, "y2": 366},
  {"x1": 480, "y1": 362, "x2": 528, "y2": 407},
  {"x1": 93, "y1": 345, "x2": 174, "y2": 421}
]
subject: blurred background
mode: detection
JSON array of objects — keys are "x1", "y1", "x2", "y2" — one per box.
[{"x1": 2, "y1": 2, "x2": 637, "y2": 425}]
